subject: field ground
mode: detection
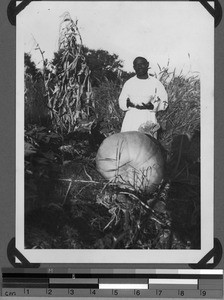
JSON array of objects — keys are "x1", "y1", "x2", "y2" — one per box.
[{"x1": 25, "y1": 123, "x2": 200, "y2": 249}]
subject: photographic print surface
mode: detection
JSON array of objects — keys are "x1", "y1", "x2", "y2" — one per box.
[{"x1": 17, "y1": 1, "x2": 214, "y2": 263}]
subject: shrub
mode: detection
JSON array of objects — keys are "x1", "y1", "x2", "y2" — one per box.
[
  {"x1": 25, "y1": 74, "x2": 50, "y2": 127},
  {"x1": 92, "y1": 80, "x2": 124, "y2": 136}
]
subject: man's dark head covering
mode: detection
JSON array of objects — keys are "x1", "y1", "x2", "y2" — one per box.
[{"x1": 133, "y1": 57, "x2": 149, "y2": 65}]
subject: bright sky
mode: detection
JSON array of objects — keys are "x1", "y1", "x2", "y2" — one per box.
[{"x1": 18, "y1": 1, "x2": 214, "y2": 75}]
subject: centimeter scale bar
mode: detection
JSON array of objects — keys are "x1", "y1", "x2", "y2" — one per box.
[{"x1": 1, "y1": 269, "x2": 223, "y2": 298}]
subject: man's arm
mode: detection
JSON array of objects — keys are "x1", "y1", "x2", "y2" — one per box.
[
  {"x1": 135, "y1": 102, "x2": 154, "y2": 110},
  {"x1": 118, "y1": 83, "x2": 130, "y2": 111}
]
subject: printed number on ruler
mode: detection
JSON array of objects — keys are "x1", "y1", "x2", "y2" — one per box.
[
  {"x1": 200, "y1": 290, "x2": 207, "y2": 297},
  {"x1": 134, "y1": 289, "x2": 141, "y2": 296},
  {"x1": 90, "y1": 289, "x2": 97, "y2": 295},
  {"x1": 68, "y1": 289, "x2": 75, "y2": 296}
]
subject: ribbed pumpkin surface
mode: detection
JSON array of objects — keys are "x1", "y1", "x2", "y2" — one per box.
[{"x1": 96, "y1": 131, "x2": 164, "y2": 192}]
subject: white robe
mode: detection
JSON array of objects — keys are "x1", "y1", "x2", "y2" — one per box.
[{"x1": 119, "y1": 75, "x2": 168, "y2": 136}]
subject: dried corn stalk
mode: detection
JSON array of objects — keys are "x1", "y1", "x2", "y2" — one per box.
[{"x1": 46, "y1": 12, "x2": 93, "y2": 134}]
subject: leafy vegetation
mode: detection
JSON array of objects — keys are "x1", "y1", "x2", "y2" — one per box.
[{"x1": 24, "y1": 13, "x2": 200, "y2": 250}]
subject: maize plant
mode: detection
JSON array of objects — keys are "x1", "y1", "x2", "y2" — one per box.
[{"x1": 45, "y1": 12, "x2": 93, "y2": 134}]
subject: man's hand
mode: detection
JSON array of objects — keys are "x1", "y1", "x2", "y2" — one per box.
[
  {"x1": 127, "y1": 98, "x2": 154, "y2": 110},
  {"x1": 126, "y1": 98, "x2": 135, "y2": 108},
  {"x1": 135, "y1": 102, "x2": 154, "y2": 110}
]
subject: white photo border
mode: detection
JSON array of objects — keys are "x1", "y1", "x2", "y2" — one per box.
[{"x1": 16, "y1": 1, "x2": 214, "y2": 264}]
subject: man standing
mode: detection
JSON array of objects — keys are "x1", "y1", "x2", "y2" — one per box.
[{"x1": 119, "y1": 57, "x2": 168, "y2": 138}]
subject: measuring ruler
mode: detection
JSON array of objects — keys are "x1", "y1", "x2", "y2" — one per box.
[{"x1": 1, "y1": 268, "x2": 223, "y2": 298}]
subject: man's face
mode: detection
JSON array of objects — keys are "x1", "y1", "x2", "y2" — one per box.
[{"x1": 133, "y1": 58, "x2": 149, "y2": 78}]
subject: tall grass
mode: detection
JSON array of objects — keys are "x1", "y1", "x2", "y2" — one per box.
[{"x1": 157, "y1": 70, "x2": 200, "y2": 151}]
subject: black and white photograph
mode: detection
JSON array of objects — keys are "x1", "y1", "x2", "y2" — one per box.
[{"x1": 16, "y1": 1, "x2": 214, "y2": 263}]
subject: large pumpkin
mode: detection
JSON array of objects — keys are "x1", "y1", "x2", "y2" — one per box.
[{"x1": 96, "y1": 131, "x2": 164, "y2": 193}]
